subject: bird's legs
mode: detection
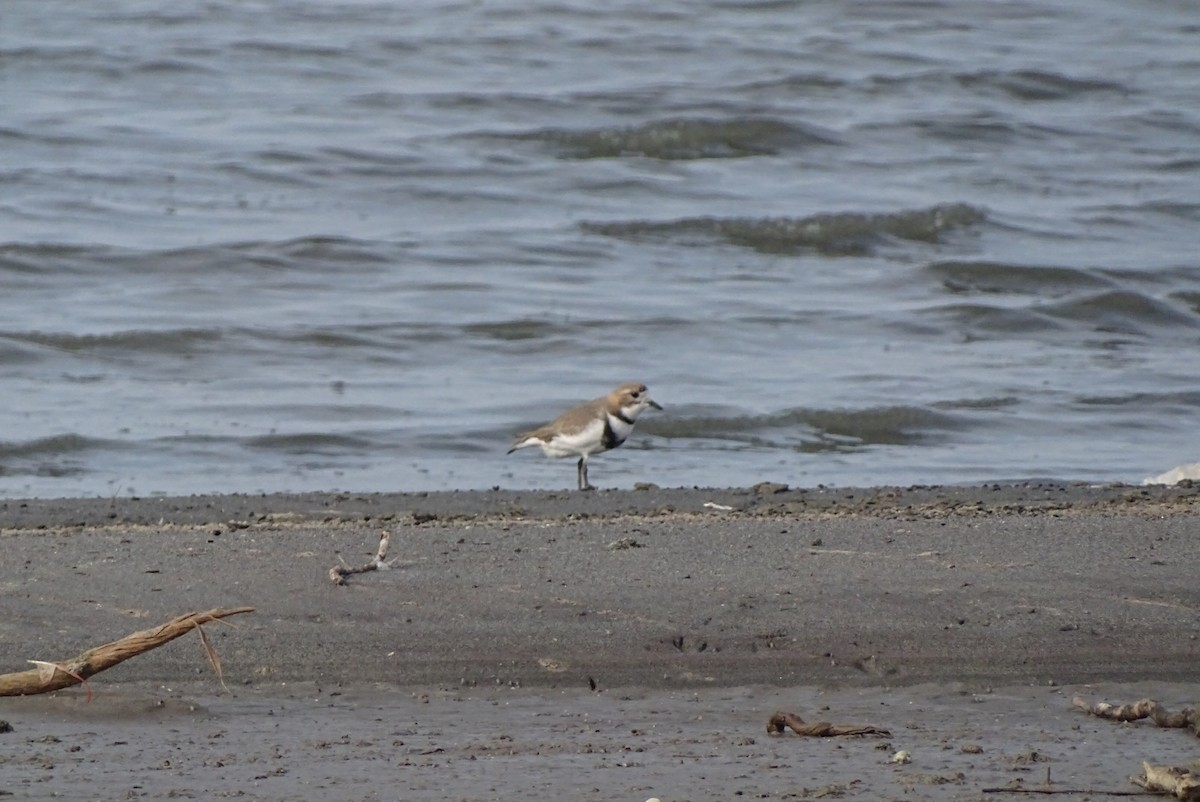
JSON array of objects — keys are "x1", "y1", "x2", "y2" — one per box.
[{"x1": 577, "y1": 456, "x2": 595, "y2": 491}]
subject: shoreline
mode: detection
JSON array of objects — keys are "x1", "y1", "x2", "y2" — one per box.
[{"x1": 3, "y1": 478, "x2": 1198, "y2": 529}]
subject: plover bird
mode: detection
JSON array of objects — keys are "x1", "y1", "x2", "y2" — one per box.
[{"x1": 507, "y1": 382, "x2": 663, "y2": 490}]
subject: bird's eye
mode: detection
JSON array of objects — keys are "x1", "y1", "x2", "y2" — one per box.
[{"x1": 631, "y1": 391, "x2": 640, "y2": 398}]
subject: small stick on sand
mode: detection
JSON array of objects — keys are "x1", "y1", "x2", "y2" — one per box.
[
  {"x1": 983, "y1": 767, "x2": 1146, "y2": 796},
  {"x1": 1132, "y1": 762, "x2": 1200, "y2": 802},
  {"x1": 1071, "y1": 696, "x2": 1200, "y2": 736},
  {"x1": 329, "y1": 530, "x2": 392, "y2": 586},
  {"x1": 0, "y1": 607, "x2": 254, "y2": 697},
  {"x1": 766, "y1": 711, "x2": 891, "y2": 738},
  {"x1": 982, "y1": 786, "x2": 1144, "y2": 796}
]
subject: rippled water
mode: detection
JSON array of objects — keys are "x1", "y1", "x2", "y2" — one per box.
[{"x1": 3, "y1": 1, "x2": 1199, "y2": 498}]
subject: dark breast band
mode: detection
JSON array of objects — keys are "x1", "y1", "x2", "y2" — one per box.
[{"x1": 601, "y1": 419, "x2": 624, "y2": 450}]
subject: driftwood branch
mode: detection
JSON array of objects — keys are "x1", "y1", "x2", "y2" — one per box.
[
  {"x1": 1071, "y1": 696, "x2": 1200, "y2": 736},
  {"x1": 0, "y1": 607, "x2": 255, "y2": 697},
  {"x1": 1132, "y1": 762, "x2": 1200, "y2": 802},
  {"x1": 1068, "y1": 697, "x2": 1200, "y2": 800},
  {"x1": 766, "y1": 710, "x2": 891, "y2": 738},
  {"x1": 329, "y1": 530, "x2": 392, "y2": 586}
]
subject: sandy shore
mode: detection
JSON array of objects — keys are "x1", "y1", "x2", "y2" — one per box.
[{"x1": 2, "y1": 482, "x2": 1198, "y2": 800}]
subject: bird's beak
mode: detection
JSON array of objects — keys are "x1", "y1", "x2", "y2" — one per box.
[{"x1": 649, "y1": 399, "x2": 663, "y2": 411}]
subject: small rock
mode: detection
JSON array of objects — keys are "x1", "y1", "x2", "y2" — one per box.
[
  {"x1": 890, "y1": 750, "x2": 912, "y2": 764},
  {"x1": 753, "y1": 481, "x2": 789, "y2": 495},
  {"x1": 608, "y1": 537, "x2": 642, "y2": 551}
]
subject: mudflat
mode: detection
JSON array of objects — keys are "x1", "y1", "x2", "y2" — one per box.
[{"x1": 2, "y1": 483, "x2": 1198, "y2": 800}]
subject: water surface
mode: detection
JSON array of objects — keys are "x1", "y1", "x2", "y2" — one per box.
[{"x1": 2, "y1": 1, "x2": 1199, "y2": 497}]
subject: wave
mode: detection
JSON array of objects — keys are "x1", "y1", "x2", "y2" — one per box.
[
  {"x1": 640, "y1": 404, "x2": 964, "y2": 450},
  {"x1": 0, "y1": 243, "x2": 97, "y2": 275},
  {"x1": 144, "y1": 236, "x2": 397, "y2": 274},
  {"x1": 582, "y1": 203, "x2": 986, "y2": 255},
  {"x1": 1040, "y1": 290, "x2": 1200, "y2": 334},
  {"x1": 927, "y1": 284, "x2": 1200, "y2": 336},
  {"x1": 932, "y1": 396, "x2": 1021, "y2": 411},
  {"x1": 0, "y1": 433, "x2": 109, "y2": 460},
  {"x1": 512, "y1": 116, "x2": 839, "y2": 160},
  {"x1": 923, "y1": 304, "x2": 1066, "y2": 334},
  {"x1": 927, "y1": 260, "x2": 1114, "y2": 296},
  {"x1": 1076, "y1": 390, "x2": 1200, "y2": 408},
  {"x1": 0, "y1": 327, "x2": 223, "y2": 356},
  {"x1": 229, "y1": 40, "x2": 347, "y2": 60},
  {"x1": 0, "y1": 236, "x2": 398, "y2": 281},
  {"x1": 462, "y1": 319, "x2": 569, "y2": 342},
  {"x1": 242, "y1": 432, "x2": 377, "y2": 454},
  {"x1": 908, "y1": 112, "x2": 1069, "y2": 144},
  {"x1": 954, "y1": 69, "x2": 1129, "y2": 101},
  {"x1": 1173, "y1": 291, "x2": 1200, "y2": 316},
  {"x1": 0, "y1": 434, "x2": 110, "y2": 478}
]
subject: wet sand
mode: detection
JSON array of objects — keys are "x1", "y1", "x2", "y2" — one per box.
[{"x1": 2, "y1": 483, "x2": 1199, "y2": 800}]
